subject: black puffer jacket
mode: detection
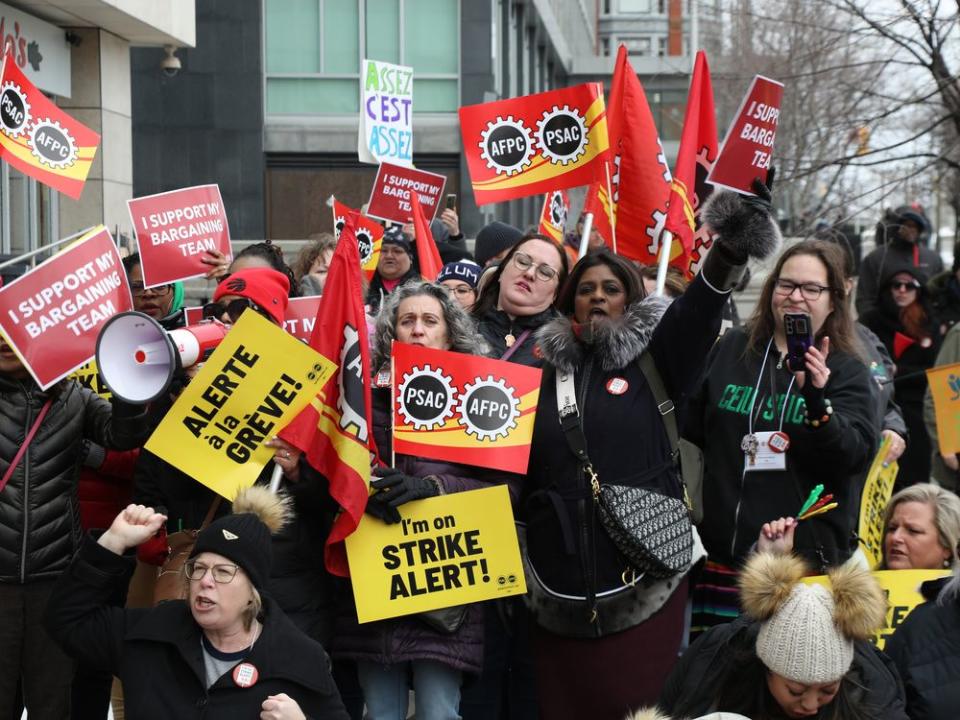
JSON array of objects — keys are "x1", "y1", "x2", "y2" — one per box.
[
  {"x1": 0, "y1": 374, "x2": 149, "y2": 583},
  {"x1": 885, "y1": 576, "x2": 960, "y2": 720},
  {"x1": 476, "y1": 306, "x2": 557, "y2": 367},
  {"x1": 660, "y1": 617, "x2": 909, "y2": 719}
]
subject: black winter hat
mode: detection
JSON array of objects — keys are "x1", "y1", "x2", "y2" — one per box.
[
  {"x1": 475, "y1": 221, "x2": 523, "y2": 267},
  {"x1": 383, "y1": 225, "x2": 413, "y2": 257},
  {"x1": 189, "y1": 486, "x2": 289, "y2": 590}
]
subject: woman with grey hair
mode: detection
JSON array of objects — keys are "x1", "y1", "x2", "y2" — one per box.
[
  {"x1": 333, "y1": 281, "x2": 521, "y2": 720},
  {"x1": 881, "y1": 483, "x2": 960, "y2": 570}
]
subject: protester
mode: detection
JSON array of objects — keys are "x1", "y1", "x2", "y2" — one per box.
[
  {"x1": 333, "y1": 281, "x2": 508, "y2": 720},
  {"x1": 474, "y1": 221, "x2": 524, "y2": 268},
  {"x1": 638, "y1": 264, "x2": 689, "y2": 299},
  {"x1": 437, "y1": 259, "x2": 481, "y2": 311},
  {"x1": 885, "y1": 571, "x2": 960, "y2": 720},
  {"x1": 926, "y1": 249, "x2": 960, "y2": 339},
  {"x1": 0, "y1": 329, "x2": 150, "y2": 718},
  {"x1": 857, "y1": 206, "x2": 942, "y2": 317},
  {"x1": 366, "y1": 225, "x2": 419, "y2": 313},
  {"x1": 924, "y1": 322, "x2": 960, "y2": 491},
  {"x1": 293, "y1": 233, "x2": 338, "y2": 296},
  {"x1": 431, "y1": 207, "x2": 474, "y2": 265},
  {"x1": 45, "y1": 489, "x2": 349, "y2": 718},
  {"x1": 122, "y1": 252, "x2": 186, "y2": 330},
  {"x1": 205, "y1": 266, "x2": 290, "y2": 326},
  {"x1": 659, "y1": 552, "x2": 906, "y2": 720},
  {"x1": 685, "y1": 239, "x2": 877, "y2": 634},
  {"x1": 228, "y1": 241, "x2": 300, "y2": 298},
  {"x1": 524, "y1": 178, "x2": 780, "y2": 717},
  {"x1": 861, "y1": 267, "x2": 940, "y2": 488}
]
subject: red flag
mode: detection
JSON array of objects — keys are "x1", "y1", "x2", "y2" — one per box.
[
  {"x1": 0, "y1": 52, "x2": 100, "y2": 199},
  {"x1": 664, "y1": 51, "x2": 719, "y2": 278},
  {"x1": 537, "y1": 190, "x2": 570, "y2": 244},
  {"x1": 332, "y1": 200, "x2": 383, "y2": 282},
  {"x1": 280, "y1": 212, "x2": 377, "y2": 576},
  {"x1": 893, "y1": 331, "x2": 916, "y2": 361},
  {"x1": 410, "y1": 191, "x2": 443, "y2": 280},
  {"x1": 605, "y1": 46, "x2": 672, "y2": 265}
]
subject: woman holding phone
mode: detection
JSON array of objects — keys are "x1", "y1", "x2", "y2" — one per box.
[{"x1": 684, "y1": 239, "x2": 878, "y2": 634}]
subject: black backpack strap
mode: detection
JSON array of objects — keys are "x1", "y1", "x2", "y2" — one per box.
[{"x1": 637, "y1": 351, "x2": 679, "y2": 455}]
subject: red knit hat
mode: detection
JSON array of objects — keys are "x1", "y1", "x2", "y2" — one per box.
[{"x1": 213, "y1": 268, "x2": 289, "y2": 325}]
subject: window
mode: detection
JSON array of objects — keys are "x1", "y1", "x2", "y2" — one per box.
[
  {"x1": 619, "y1": 0, "x2": 652, "y2": 11},
  {"x1": 264, "y1": 0, "x2": 460, "y2": 116},
  {"x1": 648, "y1": 89, "x2": 686, "y2": 141},
  {"x1": 621, "y1": 36, "x2": 652, "y2": 57},
  {"x1": 657, "y1": 36, "x2": 667, "y2": 57}
]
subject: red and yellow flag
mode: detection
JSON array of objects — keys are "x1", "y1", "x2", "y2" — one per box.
[
  {"x1": 926, "y1": 362, "x2": 960, "y2": 455},
  {"x1": 582, "y1": 180, "x2": 614, "y2": 249},
  {"x1": 281, "y1": 212, "x2": 379, "y2": 576},
  {"x1": 333, "y1": 199, "x2": 383, "y2": 282},
  {"x1": 410, "y1": 191, "x2": 443, "y2": 280},
  {"x1": 459, "y1": 83, "x2": 609, "y2": 206},
  {"x1": 537, "y1": 190, "x2": 570, "y2": 244},
  {"x1": 392, "y1": 342, "x2": 541, "y2": 474},
  {"x1": 0, "y1": 52, "x2": 100, "y2": 200},
  {"x1": 603, "y1": 45, "x2": 672, "y2": 265},
  {"x1": 664, "y1": 51, "x2": 719, "y2": 278}
]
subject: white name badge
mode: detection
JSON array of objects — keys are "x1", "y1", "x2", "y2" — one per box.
[{"x1": 744, "y1": 431, "x2": 787, "y2": 472}]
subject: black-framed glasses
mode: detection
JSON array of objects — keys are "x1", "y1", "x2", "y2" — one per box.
[
  {"x1": 202, "y1": 298, "x2": 267, "y2": 324},
  {"x1": 446, "y1": 284, "x2": 476, "y2": 297},
  {"x1": 773, "y1": 279, "x2": 832, "y2": 301},
  {"x1": 130, "y1": 281, "x2": 172, "y2": 297},
  {"x1": 511, "y1": 252, "x2": 559, "y2": 282},
  {"x1": 890, "y1": 280, "x2": 920, "y2": 291},
  {"x1": 184, "y1": 560, "x2": 240, "y2": 583}
]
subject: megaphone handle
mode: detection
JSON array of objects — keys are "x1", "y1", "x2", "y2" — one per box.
[{"x1": 268, "y1": 464, "x2": 284, "y2": 494}]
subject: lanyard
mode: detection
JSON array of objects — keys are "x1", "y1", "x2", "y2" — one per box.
[{"x1": 747, "y1": 338, "x2": 795, "y2": 438}]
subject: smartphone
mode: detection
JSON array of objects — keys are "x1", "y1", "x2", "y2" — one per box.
[
  {"x1": 445, "y1": 194, "x2": 457, "y2": 211},
  {"x1": 783, "y1": 313, "x2": 813, "y2": 372}
]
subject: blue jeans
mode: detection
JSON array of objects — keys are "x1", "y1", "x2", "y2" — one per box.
[{"x1": 357, "y1": 660, "x2": 462, "y2": 720}]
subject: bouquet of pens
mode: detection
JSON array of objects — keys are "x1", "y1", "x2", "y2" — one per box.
[{"x1": 797, "y1": 484, "x2": 838, "y2": 522}]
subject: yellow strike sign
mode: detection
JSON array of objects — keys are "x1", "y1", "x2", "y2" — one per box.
[
  {"x1": 857, "y1": 434, "x2": 898, "y2": 569},
  {"x1": 146, "y1": 311, "x2": 335, "y2": 499},
  {"x1": 69, "y1": 360, "x2": 111, "y2": 399},
  {"x1": 345, "y1": 485, "x2": 526, "y2": 623},
  {"x1": 803, "y1": 568, "x2": 949, "y2": 649},
  {"x1": 926, "y1": 362, "x2": 960, "y2": 455}
]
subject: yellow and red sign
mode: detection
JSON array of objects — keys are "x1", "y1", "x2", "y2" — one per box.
[
  {"x1": 392, "y1": 342, "x2": 541, "y2": 474},
  {"x1": 926, "y1": 362, "x2": 960, "y2": 455},
  {"x1": 857, "y1": 434, "x2": 899, "y2": 569},
  {"x1": 538, "y1": 190, "x2": 569, "y2": 244},
  {"x1": 332, "y1": 200, "x2": 382, "y2": 281},
  {"x1": 459, "y1": 83, "x2": 609, "y2": 206},
  {"x1": 0, "y1": 51, "x2": 100, "y2": 199}
]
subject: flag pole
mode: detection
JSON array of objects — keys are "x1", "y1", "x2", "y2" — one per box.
[
  {"x1": 655, "y1": 230, "x2": 673, "y2": 297},
  {"x1": 578, "y1": 213, "x2": 594, "y2": 260},
  {"x1": 0, "y1": 226, "x2": 98, "y2": 270},
  {"x1": 605, "y1": 161, "x2": 618, "y2": 254},
  {"x1": 268, "y1": 464, "x2": 284, "y2": 493}
]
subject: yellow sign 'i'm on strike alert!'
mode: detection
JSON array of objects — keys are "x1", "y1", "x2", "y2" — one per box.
[
  {"x1": 345, "y1": 485, "x2": 527, "y2": 623},
  {"x1": 145, "y1": 311, "x2": 336, "y2": 500}
]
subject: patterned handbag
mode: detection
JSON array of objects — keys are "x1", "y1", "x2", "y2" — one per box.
[{"x1": 595, "y1": 484, "x2": 692, "y2": 578}]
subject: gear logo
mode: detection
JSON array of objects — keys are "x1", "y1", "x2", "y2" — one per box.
[
  {"x1": 536, "y1": 105, "x2": 588, "y2": 165},
  {"x1": 337, "y1": 325, "x2": 369, "y2": 443},
  {"x1": 457, "y1": 376, "x2": 520, "y2": 441},
  {"x1": 355, "y1": 229, "x2": 374, "y2": 264},
  {"x1": 333, "y1": 215, "x2": 346, "y2": 239},
  {"x1": 644, "y1": 208, "x2": 668, "y2": 255},
  {"x1": 548, "y1": 191, "x2": 567, "y2": 229},
  {"x1": 397, "y1": 365, "x2": 456, "y2": 431},
  {"x1": 479, "y1": 116, "x2": 535, "y2": 176},
  {"x1": 29, "y1": 119, "x2": 77, "y2": 169},
  {"x1": 0, "y1": 82, "x2": 30, "y2": 137}
]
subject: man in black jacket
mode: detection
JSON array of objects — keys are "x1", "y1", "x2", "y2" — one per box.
[{"x1": 0, "y1": 337, "x2": 150, "y2": 719}]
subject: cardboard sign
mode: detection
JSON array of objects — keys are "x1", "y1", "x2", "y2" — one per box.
[
  {"x1": 145, "y1": 311, "x2": 336, "y2": 500},
  {"x1": 128, "y1": 184, "x2": 232, "y2": 288},
  {"x1": 392, "y1": 342, "x2": 542, "y2": 474},
  {"x1": 707, "y1": 75, "x2": 783, "y2": 195},
  {"x1": 858, "y1": 434, "x2": 899, "y2": 569},
  {"x1": 803, "y1": 569, "x2": 950, "y2": 649},
  {"x1": 0, "y1": 51, "x2": 100, "y2": 199},
  {"x1": 69, "y1": 359, "x2": 111, "y2": 399},
  {"x1": 358, "y1": 59, "x2": 413, "y2": 166},
  {"x1": 926, "y1": 362, "x2": 960, "y2": 455},
  {"x1": 0, "y1": 226, "x2": 131, "y2": 389},
  {"x1": 366, "y1": 162, "x2": 446, "y2": 225},
  {"x1": 332, "y1": 200, "x2": 382, "y2": 281},
  {"x1": 460, "y1": 83, "x2": 609, "y2": 206},
  {"x1": 345, "y1": 485, "x2": 526, "y2": 623}
]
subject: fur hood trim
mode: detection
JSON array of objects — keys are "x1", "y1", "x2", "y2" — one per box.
[
  {"x1": 623, "y1": 709, "x2": 671, "y2": 720},
  {"x1": 535, "y1": 294, "x2": 671, "y2": 373}
]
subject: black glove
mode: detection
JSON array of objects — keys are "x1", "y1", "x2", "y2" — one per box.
[
  {"x1": 371, "y1": 468, "x2": 441, "y2": 507},
  {"x1": 365, "y1": 493, "x2": 402, "y2": 524},
  {"x1": 742, "y1": 167, "x2": 776, "y2": 215}
]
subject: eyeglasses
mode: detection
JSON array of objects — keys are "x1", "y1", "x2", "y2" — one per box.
[
  {"x1": 511, "y1": 252, "x2": 560, "y2": 283},
  {"x1": 130, "y1": 282, "x2": 172, "y2": 297},
  {"x1": 184, "y1": 560, "x2": 240, "y2": 583},
  {"x1": 446, "y1": 285, "x2": 476, "y2": 297},
  {"x1": 773, "y1": 279, "x2": 832, "y2": 301},
  {"x1": 202, "y1": 298, "x2": 267, "y2": 324},
  {"x1": 890, "y1": 281, "x2": 920, "y2": 291}
]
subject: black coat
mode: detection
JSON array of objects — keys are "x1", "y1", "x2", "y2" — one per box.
[
  {"x1": 45, "y1": 536, "x2": 349, "y2": 719},
  {"x1": 660, "y1": 617, "x2": 910, "y2": 720},
  {"x1": 475, "y1": 306, "x2": 558, "y2": 367},
  {"x1": 885, "y1": 577, "x2": 960, "y2": 720},
  {"x1": 0, "y1": 375, "x2": 149, "y2": 583}
]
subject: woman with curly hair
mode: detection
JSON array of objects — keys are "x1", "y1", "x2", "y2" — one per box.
[{"x1": 293, "y1": 233, "x2": 338, "y2": 296}]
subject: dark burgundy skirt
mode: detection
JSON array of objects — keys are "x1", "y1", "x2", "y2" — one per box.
[{"x1": 531, "y1": 578, "x2": 688, "y2": 720}]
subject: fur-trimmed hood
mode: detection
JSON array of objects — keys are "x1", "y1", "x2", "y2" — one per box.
[{"x1": 535, "y1": 294, "x2": 671, "y2": 373}]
